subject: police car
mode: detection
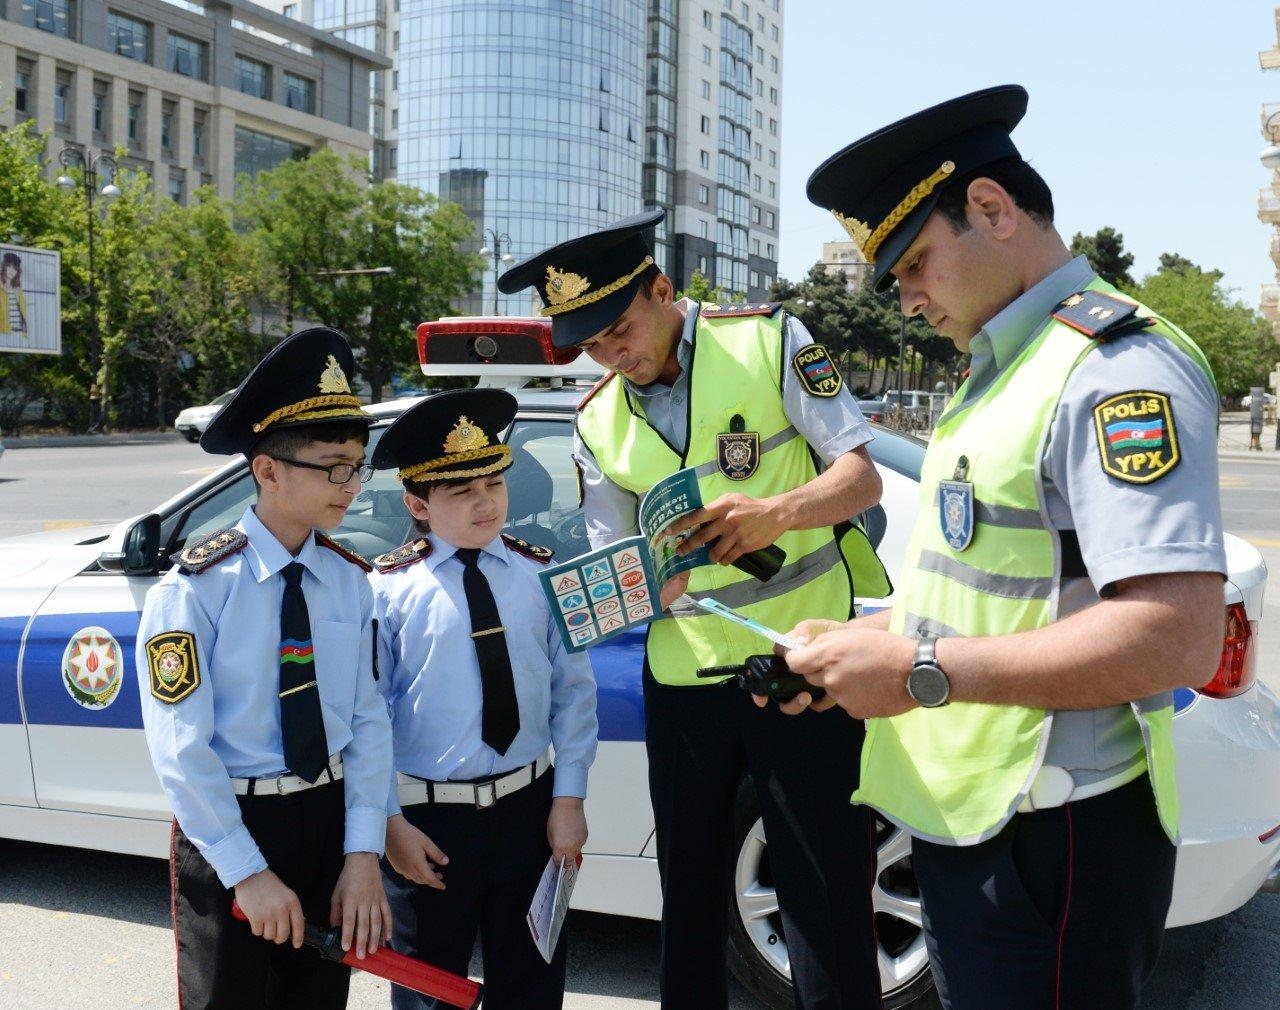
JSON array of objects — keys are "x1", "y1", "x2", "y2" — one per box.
[{"x1": 1, "y1": 317, "x2": 1277, "y2": 1010}]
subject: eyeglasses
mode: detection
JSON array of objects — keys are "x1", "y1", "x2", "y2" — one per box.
[{"x1": 272, "y1": 456, "x2": 374, "y2": 484}]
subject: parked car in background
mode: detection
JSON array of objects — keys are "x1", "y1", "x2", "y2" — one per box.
[
  {"x1": 1, "y1": 318, "x2": 1276, "y2": 1010},
  {"x1": 172, "y1": 390, "x2": 234, "y2": 442},
  {"x1": 857, "y1": 395, "x2": 890, "y2": 424}
]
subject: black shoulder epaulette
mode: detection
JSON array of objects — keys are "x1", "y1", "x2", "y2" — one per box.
[
  {"x1": 1051, "y1": 290, "x2": 1153, "y2": 342},
  {"x1": 699, "y1": 302, "x2": 782, "y2": 319},
  {"x1": 502, "y1": 533, "x2": 554, "y2": 564},
  {"x1": 576, "y1": 370, "x2": 617, "y2": 413},
  {"x1": 316, "y1": 532, "x2": 373, "y2": 572},
  {"x1": 177, "y1": 528, "x2": 247, "y2": 575},
  {"x1": 372, "y1": 538, "x2": 432, "y2": 573}
]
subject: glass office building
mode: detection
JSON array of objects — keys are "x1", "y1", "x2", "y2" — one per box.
[{"x1": 397, "y1": 0, "x2": 646, "y2": 315}]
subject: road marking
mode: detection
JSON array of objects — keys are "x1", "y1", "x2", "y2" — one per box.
[
  {"x1": 178, "y1": 466, "x2": 221, "y2": 476},
  {"x1": 1244, "y1": 537, "x2": 1280, "y2": 549},
  {"x1": 43, "y1": 520, "x2": 94, "y2": 530},
  {"x1": 1219, "y1": 477, "x2": 1248, "y2": 488}
]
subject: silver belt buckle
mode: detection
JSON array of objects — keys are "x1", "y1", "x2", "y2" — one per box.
[
  {"x1": 474, "y1": 780, "x2": 497, "y2": 809},
  {"x1": 275, "y1": 775, "x2": 291, "y2": 796}
]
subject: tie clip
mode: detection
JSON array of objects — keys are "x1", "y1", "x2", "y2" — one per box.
[
  {"x1": 471, "y1": 626, "x2": 507, "y2": 639},
  {"x1": 279, "y1": 679, "x2": 318, "y2": 698}
]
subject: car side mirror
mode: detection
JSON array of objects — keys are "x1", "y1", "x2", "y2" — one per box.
[{"x1": 98, "y1": 513, "x2": 161, "y2": 574}]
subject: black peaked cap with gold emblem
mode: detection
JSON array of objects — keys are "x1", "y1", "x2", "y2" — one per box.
[
  {"x1": 372, "y1": 388, "x2": 517, "y2": 485},
  {"x1": 497, "y1": 209, "x2": 664, "y2": 348},
  {"x1": 201, "y1": 327, "x2": 371, "y2": 455},
  {"x1": 807, "y1": 85, "x2": 1029, "y2": 293}
]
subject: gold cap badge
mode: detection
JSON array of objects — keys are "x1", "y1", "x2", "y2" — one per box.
[
  {"x1": 318, "y1": 354, "x2": 353, "y2": 394},
  {"x1": 443, "y1": 415, "x2": 490, "y2": 454},
  {"x1": 545, "y1": 265, "x2": 591, "y2": 306}
]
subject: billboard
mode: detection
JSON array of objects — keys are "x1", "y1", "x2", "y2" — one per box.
[{"x1": 0, "y1": 242, "x2": 61, "y2": 355}]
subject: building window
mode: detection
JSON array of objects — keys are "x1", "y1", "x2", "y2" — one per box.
[
  {"x1": 703, "y1": 8, "x2": 712, "y2": 28},
  {"x1": 698, "y1": 184, "x2": 710, "y2": 204},
  {"x1": 108, "y1": 11, "x2": 151, "y2": 62},
  {"x1": 699, "y1": 219, "x2": 709, "y2": 239},
  {"x1": 752, "y1": 173, "x2": 761, "y2": 192},
  {"x1": 770, "y1": 23, "x2": 778, "y2": 40},
  {"x1": 15, "y1": 64, "x2": 33, "y2": 118},
  {"x1": 161, "y1": 100, "x2": 176, "y2": 152},
  {"x1": 391, "y1": 108, "x2": 398, "y2": 131},
  {"x1": 756, "y1": 12, "x2": 763, "y2": 29},
  {"x1": 389, "y1": 146, "x2": 397, "y2": 170},
  {"x1": 699, "y1": 149, "x2": 710, "y2": 169},
  {"x1": 770, "y1": 86, "x2": 777, "y2": 104},
  {"x1": 750, "y1": 270, "x2": 759, "y2": 288},
  {"x1": 755, "y1": 79, "x2": 763, "y2": 96},
  {"x1": 770, "y1": 55, "x2": 778, "y2": 73},
  {"x1": 283, "y1": 2, "x2": 296, "y2": 16},
  {"x1": 127, "y1": 91, "x2": 143, "y2": 145},
  {"x1": 234, "y1": 125, "x2": 308, "y2": 181},
  {"x1": 699, "y1": 255, "x2": 708, "y2": 274},
  {"x1": 768, "y1": 181, "x2": 776, "y2": 198},
  {"x1": 168, "y1": 170, "x2": 184, "y2": 202},
  {"x1": 751, "y1": 237, "x2": 760, "y2": 255},
  {"x1": 702, "y1": 45, "x2": 712, "y2": 64},
  {"x1": 766, "y1": 242, "x2": 774, "y2": 258},
  {"x1": 701, "y1": 79, "x2": 711, "y2": 100},
  {"x1": 700, "y1": 115, "x2": 710, "y2": 134},
  {"x1": 756, "y1": 45, "x2": 764, "y2": 62},
  {"x1": 92, "y1": 81, "x2": 109, "y2": 135},
  {"x1": 753, "y1": 141, "x2": 761, "y2": 158},
  {"x1": 235, "y1": 56, "x2": 271, "y2": 100},
  {"x1": 766, "y1": 211, "x2": 776, "y2": 229},
  {"x1": 768, "y1": 148, "x2": 776, "y2": 167},
  {"x1": 192, "y1": 110, "x2": 206, "y2": 160},
  {"x1": 751, "y1": 204, "x2": 761, "y2": 223},
  {"x1": 168, "y1": 33, "x2": 208, "y2": 81},
  {"x1": 24, "y1": 0, "x2": 75, "y2": 38},
  {"x1": 754, "y1": 110, "x2": 763, "y2": 127},
  {"x1": 54, "y1": 71, "x2": 72, "y2": 129},
  {"x1": 768, "y1": 117, "x2": 777, "y2": 136},
  {"x1": 393, "y1": 30, "x2": 399, "y2": 50},
  {"x1": 284, "y1": 73, "x2": 315, "y2": 114}
]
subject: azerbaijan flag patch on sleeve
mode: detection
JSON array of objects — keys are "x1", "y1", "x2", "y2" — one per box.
[{"x1": 1092, "y1": 390, "x2": 1180, "y2": 484}]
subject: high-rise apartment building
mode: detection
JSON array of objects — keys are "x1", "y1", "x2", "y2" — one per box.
[
  {"x1": 1260, "y1": 8, "x2": 1280, "y2": 335},
  {"x1": 1, "y1": 0, "x2": 387, "y2": 203},
  {"x1": 275, "y1": 0, "x2": 783, "y2": 310}
]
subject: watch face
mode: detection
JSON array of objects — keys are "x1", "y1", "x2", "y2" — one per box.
[{"x1": 909, "y1": 664, "x2": 950, "y2": 708}]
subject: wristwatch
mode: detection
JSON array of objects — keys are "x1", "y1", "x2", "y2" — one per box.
[{"x1": 906, "y1": 635, "x2": 951, "y2": 708}]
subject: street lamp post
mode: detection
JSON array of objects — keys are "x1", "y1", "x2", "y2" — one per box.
[
  {"x1": 56, "y1": 147, "x2": 120, "y2": 433},
  {"x1": 478, "y1": 229, "x2": 514, "y2": 315},
  {"x1": 286, "y1": 265, "x2": 394, "y2": 331}
]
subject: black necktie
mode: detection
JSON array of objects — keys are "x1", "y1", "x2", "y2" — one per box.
[
  {"x1": 456, "y1": 548, "x2": 520, "y2": 755},
  {"x1": 279, "y1": 562, "x2": 329, "y2": 782}
]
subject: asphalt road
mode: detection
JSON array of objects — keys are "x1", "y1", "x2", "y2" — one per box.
[{"x1": 1, "y1": 437, "x2": 1278, "y2": 1009}]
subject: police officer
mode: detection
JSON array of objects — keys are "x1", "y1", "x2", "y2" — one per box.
[
  {"x1": 369, "y1": 389, "x2": 598, "y2": 1010},
  {"x1": 498, "y1": 211, "x2": 890, "y2": 1010},
  {"x1": 782, "y1": 85, "x2": 1227, "y2": 1010},
  {"x1": 135, "y1": 328, "x2": 394, "y2": 1008}
]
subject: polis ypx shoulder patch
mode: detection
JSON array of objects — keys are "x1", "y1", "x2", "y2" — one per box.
[
  {"x1": 1093, "y1": 390, "x2": 1179, "y2": 484},
  {"x1": 146, "y1": 631, "x2": 201, "y2": 704},
  {"x1": 792, "y1": 343, "x2": 843, "y2": 397}
]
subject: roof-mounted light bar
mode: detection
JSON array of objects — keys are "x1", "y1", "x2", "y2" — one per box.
[{"x1": 416, "y1": 317, "x2": 604, "y2": 385}]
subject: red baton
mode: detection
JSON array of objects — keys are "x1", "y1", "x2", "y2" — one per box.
[{"x1": 231, "y1": 901, "x2": 482, "y2": 1009}]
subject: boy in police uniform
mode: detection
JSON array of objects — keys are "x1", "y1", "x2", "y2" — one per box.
[
  {"x1": 369, "y1": 388, "x2": 598, "y2": 1010},
  {"x1": 498, "y1": 212, "x2": 889, "y2": 1010},
  {"x1": 135, "y1": 328, "x2": 394, "y2": 1009},
  {"x1": 781, "y1": 86, "x2": 1227, "y2": 1009}
]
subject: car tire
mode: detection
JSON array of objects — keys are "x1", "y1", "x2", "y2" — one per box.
[
  {"x1": 726, "y1": 780, "x2": 940, "y2": 1010},
  {"x1": 180, "y1": 430, "x2": 200, "y2": 443}
]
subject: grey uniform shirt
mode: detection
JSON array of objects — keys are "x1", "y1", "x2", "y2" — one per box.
[
  {"x1": 573, "y1": 298, "x2": 874, "y2": 548},
  {"x1": 963, "y1": 256, "x2": 1226, "y2": 783}
]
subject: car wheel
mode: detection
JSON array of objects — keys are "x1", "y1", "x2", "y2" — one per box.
[
  {"x1": 180, "y1": 430, "x2": 200, "y2": 443},
  {"x1": 726, "y1": 783, "x2": 939, "y2": 1009}
]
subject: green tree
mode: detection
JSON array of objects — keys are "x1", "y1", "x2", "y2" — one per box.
[
  {"x1": 1132, "y1": 264, "x2": 1277, "y2": 398},
  {"x1": 677, "y1": 269, "x2": 730, "y2": 304},
  {"x1": 1157, "y1": 251, "x2": 1199, "y2": 275},
  {"x1": 1069, "y1": 227, "x2": 1135, "y2": 288}
]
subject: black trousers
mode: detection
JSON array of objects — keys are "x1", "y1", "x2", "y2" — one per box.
[
  {"x1": 911, "y1": 776, "x2": 1176, "y2": 1010},
  {"x1": 170, "y1": 780, "x2": 350, "y2": 1010},
  {"x1": 643, "y1": 666, "x2": 882, "y2": 1010},
  {"x1": 383, "y1": 767, "x2": 566, "y2": 1010}
]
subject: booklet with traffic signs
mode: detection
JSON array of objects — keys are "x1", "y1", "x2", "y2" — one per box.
[
  {"x1": 539, "y1": 466, "x2": 711, "y2": 652},
  {"x1": 527, "y1": 853, "x2": 582, "y2": 963}
]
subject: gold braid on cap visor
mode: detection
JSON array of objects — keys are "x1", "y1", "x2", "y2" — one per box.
[
  {"x1": 397, "y1": 444, "x2": 512, "y2": 483},
  {"x1": 539, "y1": 257, "x2": 656, "y2": 316},
  {"x1": 833, "y1": 160, "x2": 955, "y2": 264},
  {"x1": 253, "y1": 394, "x2": 367, "y2": 433}
]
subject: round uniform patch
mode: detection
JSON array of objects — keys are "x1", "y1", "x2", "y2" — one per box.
[{"x1": 62, "y1": 626, "x2": 124, "y2": 710}]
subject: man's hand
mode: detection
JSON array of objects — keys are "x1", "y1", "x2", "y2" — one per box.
[
  {"x1": 547, "y1": 796, "x2": 588, "y2": 865},
  {"x1": 669, "y1": 493, "x2": 788, "y2": 566},
  {"x1": 659, "y1": 570, "x2": 690, "y2": 611},
  {"x1": 385, "y1": 814, "x2": 449, "y2": 890},
  {"x1": 234, "y1": 868, "x2": 305, "y2": 948},
  {"x1": 781, "y1": 626, "x2": 917, "y2": 719},
  {"x1": 752, "y1": 618, "x2": 853, "y2": 710},
  {"x1": 329, "y1": 851, "x2": 392, "y2": 959}
]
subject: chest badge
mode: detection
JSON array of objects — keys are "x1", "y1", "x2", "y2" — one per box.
[
  {"x1": 938, "y1": 455, "x2": 974, "y2": 551},
  {"x1": 717, "y1": 414, "x2": 759, "y2": 481}
]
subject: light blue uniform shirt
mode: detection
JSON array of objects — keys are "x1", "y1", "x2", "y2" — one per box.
[
  {"x1": 136, "y1": 507, "x2": 393, "y2": 888},
  {"x1": 574, "y1": 298, "x2": 874, "y2": 547},
  {"x1": 370, "y1": 533, "x2": 598, "y2": 813}
]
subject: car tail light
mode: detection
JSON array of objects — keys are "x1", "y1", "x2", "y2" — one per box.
[
  {"x1": 416, "y1": 318, "x2": 582, "y2": 367},
  {"x1": 1199, "y1": 602, "x2": 1256, "y2": 699}
]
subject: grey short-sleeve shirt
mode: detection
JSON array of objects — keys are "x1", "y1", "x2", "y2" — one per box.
[{"x1": 573, "y1": 298, "x2": 873, "y2": 547}]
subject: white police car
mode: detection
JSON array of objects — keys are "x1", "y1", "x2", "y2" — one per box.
[{"x1": 1, "y1": 317, "x2": 1277, "y2": 1010}]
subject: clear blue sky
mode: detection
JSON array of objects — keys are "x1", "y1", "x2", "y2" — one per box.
[{"x1": 777, "y1": 1, "x2": 1279, "y2": 309}]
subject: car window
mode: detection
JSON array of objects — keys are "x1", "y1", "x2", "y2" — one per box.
[
  {"x1": 504, "y1": 418, "x2": 588, "y2": 559},
  {"x1": 175, "y1": 470, "x2": 258, "y2": 549}
]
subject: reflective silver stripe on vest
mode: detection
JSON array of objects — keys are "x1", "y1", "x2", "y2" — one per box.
[
  {"x1": 974, "y1": 501, "x2": 1042, "y2": 530},
  {"x1": 902, "y1": 613, "x2": 965, "y2": 640},
  {"x1": 1131, "y1": 691, "x2": 1173, "y2": 715},
  {"x1": 917, "y1": 549, "x2": 1054, "y2": 601},
  {"x1": 691, "y1": 425, "x2": 800, "y2": 480},
  {"x1": 668, "y1": 539, "x2": 844, "y2": 615}
]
